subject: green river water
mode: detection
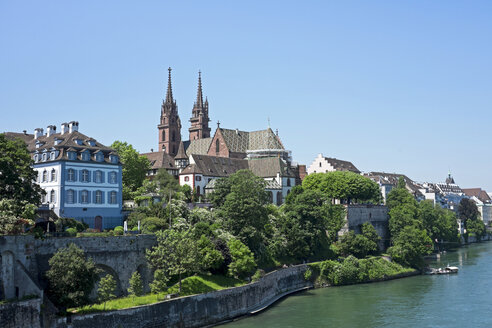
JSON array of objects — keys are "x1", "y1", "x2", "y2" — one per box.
[{"x1": 222, "y1": 242, "x2": 492, "y2": 328}]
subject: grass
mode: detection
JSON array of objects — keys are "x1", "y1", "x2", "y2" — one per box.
[{"x1": 69, "y1": 274, "x2": 245, "y2": 315}]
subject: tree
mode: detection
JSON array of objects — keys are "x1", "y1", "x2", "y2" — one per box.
[
  {"x1": 418, "y1": 201, "x2": 459, "y2": 246},
  {"x1": 302, "y1": 171, "x2": 381, "y2": 204},
  {"x1": 0, "y1": 199, "x2": 36, "y2": 234},
  {"x1": 0, "y1": 134, "x2": 43, "y2": 206},
  {"x1": 146, "y1": 229, "x2": 201, "y2": 294},
  {"x1": 150, "y1": 269, "x2": 169, "y2": 294},
  {"x1": 388, "y1": 225, "x2": 433, "y2": 269},
  {"x1": 466, "y1": 219, "x2": 486, "y2": 241},
  {"x1": 98, "y1": 274, "x2": 116, "y2": 309},
  {"x1": 110, "y1": 141, "x2": 150, "y2": 200},
  {"x1": 227, "y1": 238, "x2": 256, "y2": 279},
  {"x1": 154, "y1": 169, "x2": 180, "y2": 196},
  {"x1": 128, "y1": 271, "x2": 144, "y2": 297},
  {"x1": 46, "y1": 243, "x2": 100, "y2": 307},
  {"x1": 211, "y1": 170, "x2": 270, "y2": 259},
  {"x1": 458, "y1": 198, "x2": 480, "y2": 225}
]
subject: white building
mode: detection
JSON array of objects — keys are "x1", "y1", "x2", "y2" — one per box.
[{"x1": 307, "y1": 153, "x2": 360, "y2": 175}]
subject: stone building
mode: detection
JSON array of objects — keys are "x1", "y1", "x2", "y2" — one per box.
[
  {"x1": 307, "y1": 153, "x2": 360, "y2": 175},
  {"x1": 5, "y1": 122, "x2": 123, "y2": 230}
]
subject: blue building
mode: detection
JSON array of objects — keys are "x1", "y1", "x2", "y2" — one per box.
[{"x1": 6, "y1": 121, "x2": 123, "y2": 230}]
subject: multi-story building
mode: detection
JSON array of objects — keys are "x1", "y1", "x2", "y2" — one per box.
[
  {"x1": 307, "y1": 154, "x2": 361, "y2": 175},
  {"x1": 5, "y1": 122, "x2": 123, "y2": 230}
]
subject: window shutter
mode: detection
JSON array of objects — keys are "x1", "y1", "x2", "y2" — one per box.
[
  {"x1": 93, "y1": 171, "x2": 96, "y2": 182},
  {"x1": 87, "y1": 171, "x2": 91, "y2": 182},
  {"x1": 101, "y1": 171, "x2": 105, "y2": 183},
  {"x1": 73, "y1": 190, "x2": 77, "y2": 203},
  {"x1": 79, "y1": 170, "x2": 83, "y2": 181},
  {"x1": 87, "y1": 191, "x2": 91, "y2": 203},
  {"x1": 101, "y1": 191, "x2": 105, "y2": 204},
  {"x1": 79, "y1": 190, "x2": 83, "y2": 203},
  {"x1": 73, "y1": 169, "x2": 77, "y2": 182}
]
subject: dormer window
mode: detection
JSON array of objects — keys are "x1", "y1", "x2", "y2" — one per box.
[
  {"x1": 82, "y1": 151, "x2": 90, "y2": 161},
  {"x1": 34, "y1": 154, "x2": 39, "y2": 162},
  {"x1": 74, "y1": 139, "x2": 83, "y2": 145},
  {"x1": 50, "y1": 152, "x2": 56, "y2": 160},
  {"x1": 68, "y1": 151, "x2": 77, "y2": 160},
  {"x1": 110, "y1": 154, "x2": 119, "y2": 163},
  {"x1": 94, "y1": 152, "x2": 104, "y2": 162},
  {"x1": 54, "y1": 138, "x2": 63, "y2": 145},
  {"x1": 42, "y1": 153, "x2": 47, "y2": 161},
  {"x1": 87, "y1": 139, "x2": 96, "y2": 147}
]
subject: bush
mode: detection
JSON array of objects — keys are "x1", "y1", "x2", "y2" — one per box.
[
  {"x1": 227, "y1": 239, "x2": 256, "y2": 279},
  {"x1": 128, "y1": 271, "x2": 143, "y2": 297},
  {"x1": 66, "y1": 227, "x2": 77, "y2": 237},
  {"x1": 252, "y1": 269, "x2": 265, "y2": 282},
  {"x1": 141, "y1": 217, "x2": 167, "y2": 233},
  {"x1": 114, "y1": 226, "x2": 124, "y2": 236}
]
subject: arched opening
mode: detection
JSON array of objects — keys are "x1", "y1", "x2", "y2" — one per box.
[
  {"x1": 276, "y1": 192, "x2": 283, "y2": 205},
  {"x1": 162, "y1": 130, "x2": 166, "y2": 141},
  {"x1": 92, "y1": 264, "x2": 123, "y2": 298},
  {"x1": 215, "y1": 139, "x2": 220, "y2": 153},
  {"x1": 268, "y1": 191, "x2": 273, "y2": 203},
  {"x1": 172, "y1": 131, "x2": 175, "y2": 142},
  {"x1": 95, "y1": 216, "x2": 103, "y2": 231},
  {"x1": 137, "y1": 263, "x2": 150, "y2": 293},
  {"x1": 196, "y1": 186, "x2": 201, "y2": 196}
]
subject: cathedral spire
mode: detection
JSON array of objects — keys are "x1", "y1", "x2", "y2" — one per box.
[
  {"x1": 165, "y1": 67, "x2": 173, "y2": 103},
  {"x1": 195, "y1": 70, "x2": 203, "y2": 108}
]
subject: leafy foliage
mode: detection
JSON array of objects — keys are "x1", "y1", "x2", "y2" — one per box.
[
  {"x1": 0, "y1": 134, "x2": 43, "y2": 206},
  {"x1": 227, "y1": 238, "x2": 256, "y2": 279},
  {"x1": 98, "y1": 274, "x2": 117, "y2": 308},
  {"x1": 110, "y1": 141, "x2": 150, "y2": 200},
  {"x1": 0, "y1": 199, "x2": 36, "y2": 234},
  {"x1": 388, "y1": 225, "x2": 433, "y2": 268},
  {"x1": 338, "y1": 223, "x2": 379, "y2": 259},
  {"x1": 302, "y1": 171, "x2": 381, "y2": 204},
  {"x1": 128, "y1": 271, "x2": 144, "y2": 297},
  {"x1": 46, "y1": 244, "x2": 100, "y2": 307}
]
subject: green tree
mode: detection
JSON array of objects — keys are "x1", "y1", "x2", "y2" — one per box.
[
  {"x1": 197, "y1": 235, "x2": 224, "y2": 271},
  {"x1": 146, "y1": 229, "x2": 201, "y2": 294},
  {"x1": 338, "y1": 230, "x2": 378, "y2": 259},
  {"x1": 418, "y1": 201, "x2": 459, "y2": 246},
  {"x1": 149, "y1": 269, "x2": 169, "y2": 294},
  {"x1": 0, "y1": 199, "x2": 37, "y2": 234},
  {"x1": 466, "y1": 219, "x2": 486, "y2": 241},
  {"x1": 227, "y1": 238, "x2": 256, "y2": 279},
  {"x1": 128, "y1": 271, "x2": 144, "y2": 297},
  {"x1": 388, "y1": 225, "x2": 433, "y2": 268},
  {"x1": 98, "y1": 274, "x2": 117, "y2": 309},
  {"x1": 211, "y1": 170, "x2": 270, "y2": 259},
  {"x1": 110, "y1": 141, "x2": 150, "y2": 200},
  {"x1": 46, "y1": 244, "x2": 100, "y2": 307},
  {"x1": 0, "y1": 134, "x2": 43, "y2": 206},
  {"x1": 302, "y1": 171, "x2": 381, "y2": 204}
]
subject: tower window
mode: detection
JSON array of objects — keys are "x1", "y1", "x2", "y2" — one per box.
[
  {"x1": 216, "y1": 139, "x2": 220, "y2": 153},
  {"x1": 162, "y1": 130, "x2": 166, "y2": 141},
  {"x1": 172, "y1": 131, "x2": 175, "y2": 142}
]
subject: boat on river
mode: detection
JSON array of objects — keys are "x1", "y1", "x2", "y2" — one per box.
[{"x1": 426, "y1": 266, "x2": 459, "y2": 275}]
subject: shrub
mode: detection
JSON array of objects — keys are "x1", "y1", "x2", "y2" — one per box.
[
  {"x1": 227, "y1": 239, "x2": 256, "y2": 279},
  {"x1": 128, "y1": 271, "x2": 144, "y2": 297},
  {"x1": 252, "y1": 269, "x2": 265, "y2": 282},
  {"x1": 114, "y1": 226, "x2": 124, "y2": 236},
  {"x1": 66, "y1": 227, "x2": 77, "y2": 237}
]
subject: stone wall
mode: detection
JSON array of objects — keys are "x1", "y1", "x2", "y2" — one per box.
[
  {"x1": 0, "y1": 298, "x2": 42, "y2": 328},
  {"x1": 341, "y1": 205, "x2": 389, "y2": 249},
  {"x1": 54, "y1": 265, "x2": 311, "y2": 328}
]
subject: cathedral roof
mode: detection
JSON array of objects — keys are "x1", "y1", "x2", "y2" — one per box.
[
  {"x1": 181, "y1": 154, "x2": 248, "y2": 177},
  {"x1": 184, "y1": 138, "x2": 213, "y2": 156},
  {"x1": 218, "y1": 128, "x2": 284, "y2": 154},
  {"x1": 175, "y1": 141, "x2": 187, "y2": 160},
  {"x1": 247, "y1": 157, "x2": 296, "y2": 178}
]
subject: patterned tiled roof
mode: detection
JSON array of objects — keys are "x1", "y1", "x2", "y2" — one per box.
[
  {"x1": 324, "y1": 157, "x2": 360, "y2": 173},
  {"x1": 184, "y1": 138, "x2": 212, "y2": 156},
  {"x1": 364, "y1": 172, "x2": 422, "y2": 195},
  {"x1": 180, "y1": 154, "x2": 248, "y2": 177},
  {"x1": 219, "y1": 128, "x2": 284, "y2": 153},
  {"x1": 248, "y1": 157, "x2": 295, "y2": 178}
]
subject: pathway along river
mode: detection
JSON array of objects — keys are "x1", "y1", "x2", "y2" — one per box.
[{"x1": 222, "y1": 242, "x2": 492, "y2": 328}]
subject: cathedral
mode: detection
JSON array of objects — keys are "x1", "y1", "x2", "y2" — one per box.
[{"x1": 142, "y1": 68, "x2": 300, "y2": 203}]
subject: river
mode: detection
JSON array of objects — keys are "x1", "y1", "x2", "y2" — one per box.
[{"x1": 222, "y1": 242, "x2": 492, "y2": 328}]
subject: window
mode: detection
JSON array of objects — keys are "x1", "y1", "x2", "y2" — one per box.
[
  {"x1": 109, "y1": 172, "x2": 117, "y2": 184},
  {"x1": 215, "y1": 139, "x2": 220, "y2": 153},
  {"x1": 82, "y1": 170, "x2": 89, "y2": 182},
  {"x1": 110, "y1": 191, "x2": 117, "y2": 204},
  {"x1": 95, "y1": 190, "x2": 102, "y2": 204},
  {"x1": 268, "y1": 191, "x2": 273, "y2": 202},
  {"x1": 42, "y1": 170, "x2": 48, "y2": 182},
  {"x1": 34, "y1": 154, "x2": 38, "y2": 162},
  {"x1": 162, "y1": 130, "x2": 166, "y2": 141},
  {"x1": 95, "y1": 170, "x2": 102, "y2": 183},
  {"x1": 67, "y1": 190, "x2": 74, "y2": 204},
  {"x1": 287, "y1": 178, "x2": 291, "y2": 187},
  {"x1": 41, "y1": 194, "x2": 46, "y2": 203},
  {"x1": 319, "y1": 162, "x2": 322, "y2": 167},
  {"x1": 68, "y1": 151, "x2": 76, "y2": 160},
  {"x1": 184, "y1": 176, "x2": 190, "y2": 182},
  {"x1": 51, "y1": 169, "x2": 56, "y2": 182},
  {"x1": 196, "y1": 176, "x2": 201, "y2": 181},
  {"x1": 81, "y1": 190, "x2": 89, "y2": 204},
  {"x1": 196, "y1": 186, "x2": 200, "y2": 195},
  {"x1": 172, "y1": 131, "x2": 175, "y2": 142},
  {"x1": 50, "y1": 190, "x2": 55, "y2": 203},
  {"x1": 82, "y1": 151, "x2": 90, "y2": 161},
  {"x1": 67, "y1": 169, "x2": 75, "y2": 182},
  {"x1": 50, "y1": 152, "x2": 56, "y2": 160},
  {"x1": 42, "y1": 153, "x2": 47, "y2": 161},
  {"x1": 277, "y1": 192, "x2": 283, "y2": 205}
]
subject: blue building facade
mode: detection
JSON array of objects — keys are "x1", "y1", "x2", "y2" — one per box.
[{"x1": 8, "y1": 122, "x2": 123, "y2": 230}]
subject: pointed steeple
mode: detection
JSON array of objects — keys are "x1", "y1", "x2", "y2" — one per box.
[
  {"x1": 195, "y1": 70, "x2": 203, "y2": 108},
  {"x1": 175, "y1": 141, "x2": 187, "y2": 160},
  {"x1": 165, "y1": 67, "x2": 174, "y2": 103}
]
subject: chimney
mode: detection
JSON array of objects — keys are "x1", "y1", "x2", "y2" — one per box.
[
  {"x1": 235, "y1": 128, "x2": 239, "y2": 135},
  {"x1": 68, "y1": 121, "x2": 79, "y2": 133},
  {"x1": 46, "y1": 125, "x2": 56, "y2": 137},
  {"x1": 34, "y1": 128, "x2": 44, "y2": 139},
  {"x1": 60, "y1": 122, "x2": 69, "y2": 135}
]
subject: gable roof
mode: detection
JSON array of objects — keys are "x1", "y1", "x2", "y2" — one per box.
[
  {"x1": 141, "y1": 151, "x2": 176, "y2": 170},
  {"x1": 247, "y1": 157, "x2": 295, "y2": 178},
  {"x1": 364, "y1": 171, "x2": 422, "y2": 195},
  {"x1": 184, "y1": 138, "x2": 212, "y2": 156},
  {"x1": 462, "y1": 188, "x2": 491, "y2": 203},
  {"x1": 323, "y1": 157, "x2": 360, "y2": 173},
  {"x1": 180, "y1": 154, "x2": 248, "y2": 177},
  {"x1": 218, "y1": 128, "x2": 284, "y2": 154}
]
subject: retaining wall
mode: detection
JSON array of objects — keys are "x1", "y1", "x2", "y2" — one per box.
[
  {"x1": 0, "y1": 298, "x2": 42, "y2": 328},
  {"x1": 54, "y1": 265, "x2": 311, "y2": 328}
]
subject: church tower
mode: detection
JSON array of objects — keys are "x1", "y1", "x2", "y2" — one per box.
[
  {"x1": 158, "y1": 67, "x2": 182, "y2": 156},
  {"x1": 189, "y1": 71, "x2": 211, "y2": 140}
]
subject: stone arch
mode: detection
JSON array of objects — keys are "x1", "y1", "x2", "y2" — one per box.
[{"x1": 94, "y1": 264, "x2": 123, "y2": 297}]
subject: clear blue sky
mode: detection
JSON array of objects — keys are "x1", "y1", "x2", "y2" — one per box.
[{"x1": 1, "y1": 1, "x2": 491, "y2": 190}]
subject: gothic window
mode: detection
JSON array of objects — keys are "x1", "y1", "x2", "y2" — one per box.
[
  {"x1": 67, "y1": 190, "x2": 74, "y2": 204},
  {"x1": 95, "y1": 190, "x2": 102, "y2": 204},
  {"x1": 42, "y1": 170, "x2": 48, "y2": 182},
  {"x1": 110, "y1": 191, "x2": 117, "y2": 204},
  {"x1": 196, "y1": 176, "x2": 201, "y2": 181},
  {"x1": 287, "y1": 178, "x2": 291, "y2": 187},
  {"x1": 276, "y1": 192, "x2": 283, "y2": 205},
  {"x1": 319, "y1": 162, "x2": 322, "y2": 168},
  {"x1": 172, "y1": 131, "x2": 175, "y2": 142},
  {"x1": 42, "y1": 153, "x2": 47, "y2": 161},
  {"x1": 50, "y1": 190, "x2": 55, "y2": 203},
  {"x1": 268, "y1": 191, "x2": 273, "y2": 203},
  {"x1": 67, "y1": 169, "x2": 75, "y2": 182},
  {"x1": 50, "y1": 152, "x2": 56, "y2": 160},
  {"x1": 172, "y1": 145, "x2": 176, "y2": 154},
  {"x1": 162, "y1": 130, "x2": 166, "y2": 141},
  {"x1": 196, "y1": 186, "x2": 201, "y2": 195},
  {"x1": 82, "y1": 170, "x2": 89, "y2": 182},
  {"x1": 81, "y1": 190, "x2": 89, "y2": 204},
  {"x1": 216, "y1": 139, "x2": 220, "y2": 153},
  {"x1": 51, "y1": 169, "x2": 56, "y2": 182}
]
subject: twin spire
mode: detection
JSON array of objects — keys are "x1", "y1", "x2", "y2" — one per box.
[
  {"x1": 164, "y1": 67, "x2": 205, "y2": 109},
  {"x1": 165, "y1": 67, "x2": 174, "y2": 104}
]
